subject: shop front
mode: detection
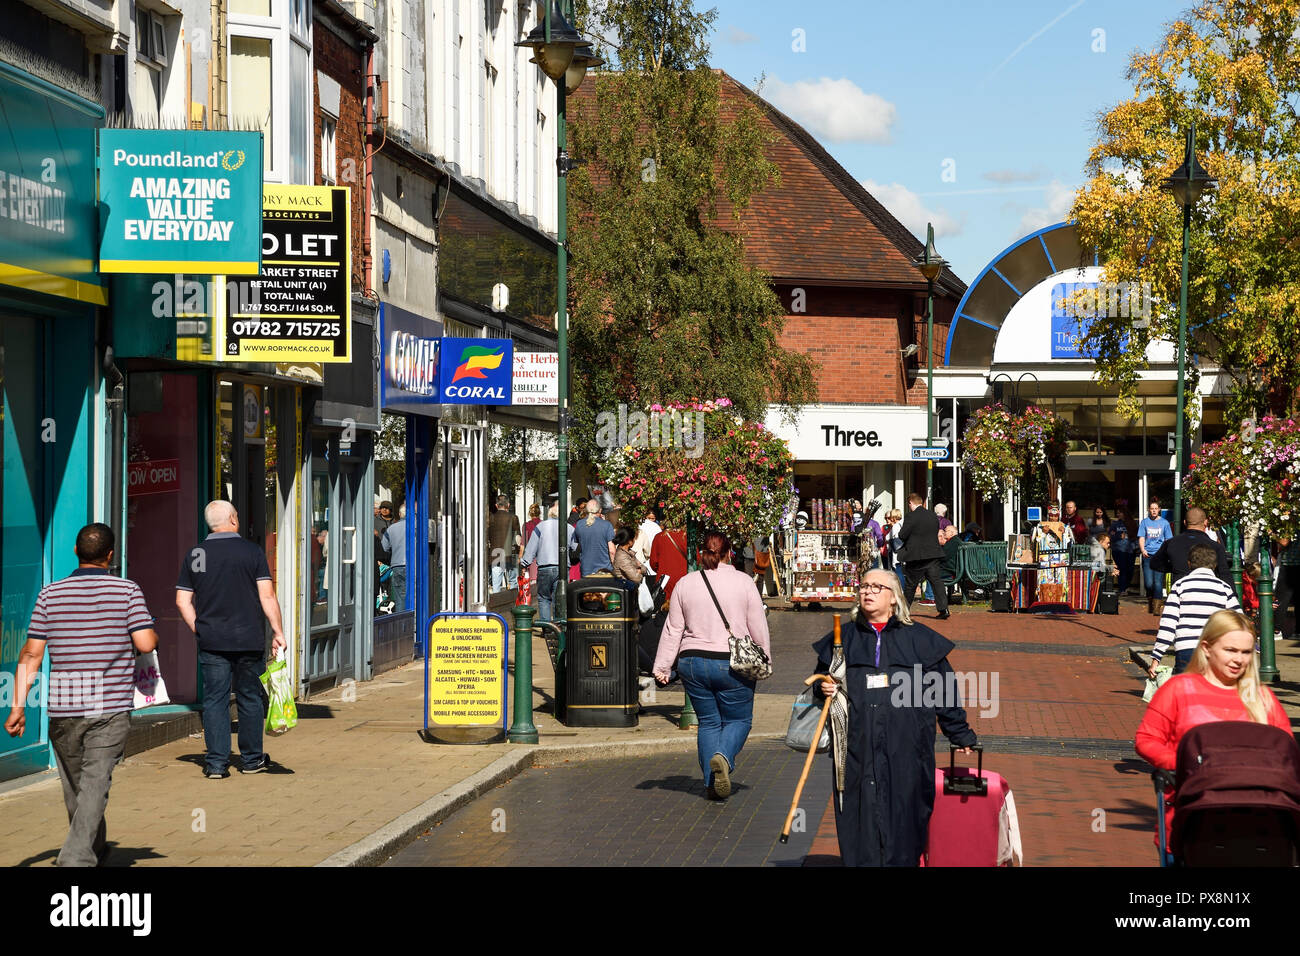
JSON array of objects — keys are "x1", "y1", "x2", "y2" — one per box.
[
  {"x1": 0, "y1": 62, "x2": 105, "y2": 781},
  {"x1": 938, "y1": 222, "x2": 1229, "y2": 538},
  {"x1": 765, "y1": 404, "x2": 927, "y2": 603}
]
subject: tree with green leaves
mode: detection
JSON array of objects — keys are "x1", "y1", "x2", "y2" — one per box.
[
  {"x1": 1072, "y1": 0, "x2": 1300, "y2": 423},
  {"x1": 565, "y1": 0, "x2": 817, "y2": 461}
]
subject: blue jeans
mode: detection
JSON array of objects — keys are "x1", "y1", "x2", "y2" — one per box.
[
  {"x1": 1142, "y1": 558, "x2": 1164, "y2": 599},
  {"x1": 200, "y1": 649, "x2": 267, "y2": 774},
  {"x1": 676, "y1": 656, "x2": 755, "y2": 785},
  {"x1": 1171, "y1": 648, "x2": 1195, "y2": 675},
  {"x1": 390, "y1": 565, "x2": 407, "y2": 610},
  {"x1": 535, "y1": 565, "x2": 559, "y2": 623}
]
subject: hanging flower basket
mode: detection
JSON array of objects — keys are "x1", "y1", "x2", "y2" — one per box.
[
  {"x1": 1186, "y1": 417, "x2": 1300, "y2": 540},
  {"x1": 961, "y1": 403, "x2": 1068, "y2": 502},
  {"x1": 599, "y1": 400, "x2": 795, "y2": 539}
]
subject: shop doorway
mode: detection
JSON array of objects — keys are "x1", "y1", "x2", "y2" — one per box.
[
  {"x1": 440, "y1": 424, "x2": 486, "y2": 612},
  {"x1": 0, "y1": 315, "x2": 48, "y2": 778},
  {"x1": 306, "y1": 432, "x2": 364, "y2": 692}
]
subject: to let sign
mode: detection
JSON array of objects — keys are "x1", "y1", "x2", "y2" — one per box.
[
  {"x1": 223, "y1": 184, "x2": 352, "y2": 362},
  {"x1": 98, "y1": 129, "x2": 263, "y2": 274}
]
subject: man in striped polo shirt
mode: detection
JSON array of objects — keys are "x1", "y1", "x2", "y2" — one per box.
[
  {"x1": 1149, "y1": 543, "x2": 1240, "y2": 676},
  {"x1": 4, "y1": 523, "x2": 158, "y2": 866}
]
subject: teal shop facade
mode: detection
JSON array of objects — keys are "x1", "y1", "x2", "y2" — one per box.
[{"x1": 0, "y1": 61, "x2": 107, "y2": 780}]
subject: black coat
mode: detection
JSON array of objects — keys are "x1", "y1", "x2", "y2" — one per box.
[
  {"x1": 898, "y1": 506, "x2": 943, "y2": 563},
  {"x1": 1149, "y1": 530, "x2": 1231, "y2": 585},
  {"x1": 812, "y1": 615, "x2": 977, "y2": 866}
]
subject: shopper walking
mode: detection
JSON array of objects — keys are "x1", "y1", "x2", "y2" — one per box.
[
  {"x1": 653, "y1": 531, "x2": 770, "y2": 800},
  {"x1": 176, "y1": 501, "x2": 287, "y2": 778},
  {"x1": 898, "y1": 493, "x2": 949, "y2": 620},
  {"x1": 812, "y1": 569, "x2": 976, "y2": 866},
  {"x1": 381, "y1": 504, "x2": 408, "y2": 610},
  {"x1": 1109, "y1": 508, "x2": 1138, "y2": 594},
  {"x1": 1138, "y1": 500, "x2": 1174, "y2": 613},
  {"x1": 569, "y1": 499, "x2": 616, "y2": 576},
  {"x1": 521, "y1": 503, "x2": 561, "y2": 623},
  {"x1": 6, "y1": 524, "x2": 159, "y2": 866},
  {"x1": 1149, "y1": 506, "x2": 1231, "y2": 586},
  {"x1": 1150, "y1": 544, "x2": 1241, "y2": 676}
]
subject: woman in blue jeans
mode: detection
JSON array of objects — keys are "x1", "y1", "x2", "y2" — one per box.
[{"x1": 653, "y1": 530, "x2": 771, "y2": 799}]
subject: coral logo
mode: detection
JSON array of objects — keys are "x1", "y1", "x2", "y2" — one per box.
[
  {"x1": 451, "y1": 345, "x2": 506, "y2": 384},
  {"x1": 221, "y1": 149, "x2": 246, "y2": 171}
]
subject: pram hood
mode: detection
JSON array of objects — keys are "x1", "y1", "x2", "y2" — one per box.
[{"x1": 1170, "y1": 721, "x2": 1300, "y2": 854}]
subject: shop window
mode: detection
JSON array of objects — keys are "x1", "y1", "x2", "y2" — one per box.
[
  {"x1": 126, "y1": 372, "x2": 201, "y2": 704},
  {"x1": 375, "y1": 412, "x2": 408, "y2": 614},
  {"x1": 230, "y1": 0, "x2": 271, "y2": 16},
  {"x1": 230, "y1": 36, "x2": 273, "y2": 172},
  {"x1": 321, "y1": 116, "x2": 337, "y2": 184}
]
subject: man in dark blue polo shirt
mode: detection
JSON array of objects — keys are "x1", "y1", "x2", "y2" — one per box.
[{"x1": 176, "y1": 500, "x2": 286, "y2": 779}]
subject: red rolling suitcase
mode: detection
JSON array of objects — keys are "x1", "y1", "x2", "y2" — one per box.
[{"x1": 923, "y1": 747, "x2": 1021, "y2": 866}]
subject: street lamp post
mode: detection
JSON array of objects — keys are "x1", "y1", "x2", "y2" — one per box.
[
  {"x1": 913, "y1": 223, "x2": 946, "y2": 505},
  {"x1": 1160, "y1": 124, "x2": 1215, "y2": 534},
  {"x1": 516, "y1": 1, "x2": 600, "y2": 726}
]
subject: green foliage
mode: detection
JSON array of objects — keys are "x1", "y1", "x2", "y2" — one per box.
[
  {"x1": 1186, "y1": 416, "x2": 1300, "y2": 537},
  {"x1": 488, "y1": 424, "x2": 558, "y2": 501},
  {"x1": 962, "y1": 404, "x2": 1069, "y2": 503},
  {"x1": 565, "y1": 0, "x2": 818, "y2": 462},
  {"x1": 599, "y1": 399, "x2": 795, "y2": 537},
  {"x1": 1072, "y1": 0, "x2": 1300, "y2": 422}
]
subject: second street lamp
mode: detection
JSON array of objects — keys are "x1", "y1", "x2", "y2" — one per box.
[
  {"x1": 913, "y1": 223, "x2": 946, "y2": 505},
  {"x1": 1160, "y1": 123, "x2": 1215, "y2": 535},
  {"x1": 512, "y1": 0, "x2": 596, "y2": 736}
]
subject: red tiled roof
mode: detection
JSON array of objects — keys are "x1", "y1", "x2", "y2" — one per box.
[{"x1": 715, "y1": 72, "x2": 965, "y2": 298}]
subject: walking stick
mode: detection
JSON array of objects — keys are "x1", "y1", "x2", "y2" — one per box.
[{"x1": 780, "y1": 615, "x2": 841, "y2": 844}]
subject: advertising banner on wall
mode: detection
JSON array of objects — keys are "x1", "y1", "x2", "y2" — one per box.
[
  {"x1": 220, "y1": 184, "x2": 352, "y2": 362},
  {"x1": 512, "y1": 351, "x2": 558, "y2": 406},
  {"x1": 438, "y1": 338, "x2": 513, "y2": 405},
  {"x1": 0, "y1": 62, "x2": 104, "y2": 306},
  {"x1": 98, "y1": 129, "x2": 262, "y2": 274},
  {"x1": 380, "y1": 303, "x2": 444, "y2": 415}
]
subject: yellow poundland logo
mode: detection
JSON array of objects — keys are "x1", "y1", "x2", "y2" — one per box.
[{"x1": 221, "y1": 150, "x2": 246, "y2": 171}]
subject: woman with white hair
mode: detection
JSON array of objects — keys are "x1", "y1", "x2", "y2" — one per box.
[{"x1": 811, "y1": 568, "x2": 977, "y2": 866}]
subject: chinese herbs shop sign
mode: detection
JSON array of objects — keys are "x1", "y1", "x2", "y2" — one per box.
[
  {"x1": 98, "y1": 130, "x2": 262, "y2": 274},
  {"x1": 223, "y1": 184, "x2": 351, "y2": 362},
  {"x1": 423, "y1": 613, "x2": 507, "y2": 744}
]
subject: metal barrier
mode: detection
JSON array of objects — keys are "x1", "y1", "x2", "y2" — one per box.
[{"x1": 959, "y1": 541, "x2": 1008, "y2": 587}]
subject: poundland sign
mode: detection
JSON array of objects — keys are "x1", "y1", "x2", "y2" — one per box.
[{"x1": 98, "y1": 130, "x2": 262, "y2": 274}]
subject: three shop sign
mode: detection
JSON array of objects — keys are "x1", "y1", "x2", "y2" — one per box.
[{"x1": 97, "y1": 129, "x2": 263, "y2": 274}]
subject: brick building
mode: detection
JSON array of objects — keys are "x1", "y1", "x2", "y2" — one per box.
[{"x1": 718, "y1": 72, "x2": 968, "y2": 519}]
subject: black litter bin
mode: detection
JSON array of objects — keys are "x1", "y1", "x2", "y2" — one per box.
[{"x1": 565, "y1": 576, "x2": 639, "y2": 727}]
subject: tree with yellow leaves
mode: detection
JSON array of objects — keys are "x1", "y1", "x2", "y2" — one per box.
[{"x1": 1072, "y1": 0, "x2": 1300, "y2": 422}]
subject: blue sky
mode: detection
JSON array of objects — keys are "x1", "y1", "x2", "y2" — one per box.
[{"x1": 704, "y1": 0, "x2": 1192, "y2": 285}]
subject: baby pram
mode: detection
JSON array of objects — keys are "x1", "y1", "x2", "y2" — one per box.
[{"x1": 1154, "y1": 721, "x2": 1300, "y2": 866}]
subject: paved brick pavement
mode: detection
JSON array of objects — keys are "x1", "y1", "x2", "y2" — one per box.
[
  {"x1": 0, "y1": 595, "x2": 1295, "y2": 867},
  {"x1": 384, "y1": 738, "x2": 831, "y2": 867}
]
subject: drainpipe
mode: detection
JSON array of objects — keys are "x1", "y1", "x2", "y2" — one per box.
[
  {"x1": 103, "y1": 346, "x2": 125, "y2": 577},
  {"x1": 362, "y1": 41, "x2": 376, "y2": 294}
]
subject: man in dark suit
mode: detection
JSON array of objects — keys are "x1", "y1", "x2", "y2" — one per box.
[
  {"x1": 898, "y1": 492, "x2": 949, "y2": 620},
  {"x1": 1149, "y1": 506, "x2": 1231, "y2": 586}
]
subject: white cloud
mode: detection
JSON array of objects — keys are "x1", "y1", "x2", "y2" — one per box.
[
  {"x1": 983, "y1": 166, "x2": 1045, "y2": 184},
  {"x1": 861, "y1": 179, "x2": 962, "y2": 239},
  {"x1": 1015, "y1": 180, "x2": 1076, "y2": 235},
  {"x1": 765, "y1": 76, "x2": 897, "y2": 144},
  {"x1": 725, "y1": 25, "x2": 759, "y2": 44}
]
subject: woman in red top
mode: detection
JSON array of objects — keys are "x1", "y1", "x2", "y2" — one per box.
[{"x1": 1136, "y1": 609, "x2": 1290, "y2": 841}]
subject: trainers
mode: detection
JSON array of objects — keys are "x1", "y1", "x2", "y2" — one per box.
[
  {"x1": 205, "y1": 768, "x2": 229, "y2": 779},
  {"x1": 709, "y1": 753, "x2": 731, "y2": 799},
  {"x1": 239, "y1": 756, "x2": 271, "y2": 774}
]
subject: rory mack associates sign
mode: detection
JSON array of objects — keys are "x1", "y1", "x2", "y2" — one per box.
[{"x1": 97, "y1": 129, "x2": 263, "y2": 274}]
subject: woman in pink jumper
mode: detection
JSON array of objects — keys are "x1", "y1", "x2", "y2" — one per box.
[{"x1": 653, "y1": 530, "x2": 771, "y2": 800}]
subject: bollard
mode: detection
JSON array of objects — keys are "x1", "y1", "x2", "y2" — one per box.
[
  {"x1": 1259, "y1": 539, "x2": 1278, "y2": 684},
  {"x1": 1229, "y1": 521, "x2": 1243, "y2": 605},
  {"x1": 508, "y1": 604, "x2": 539, "y2": 743}
]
